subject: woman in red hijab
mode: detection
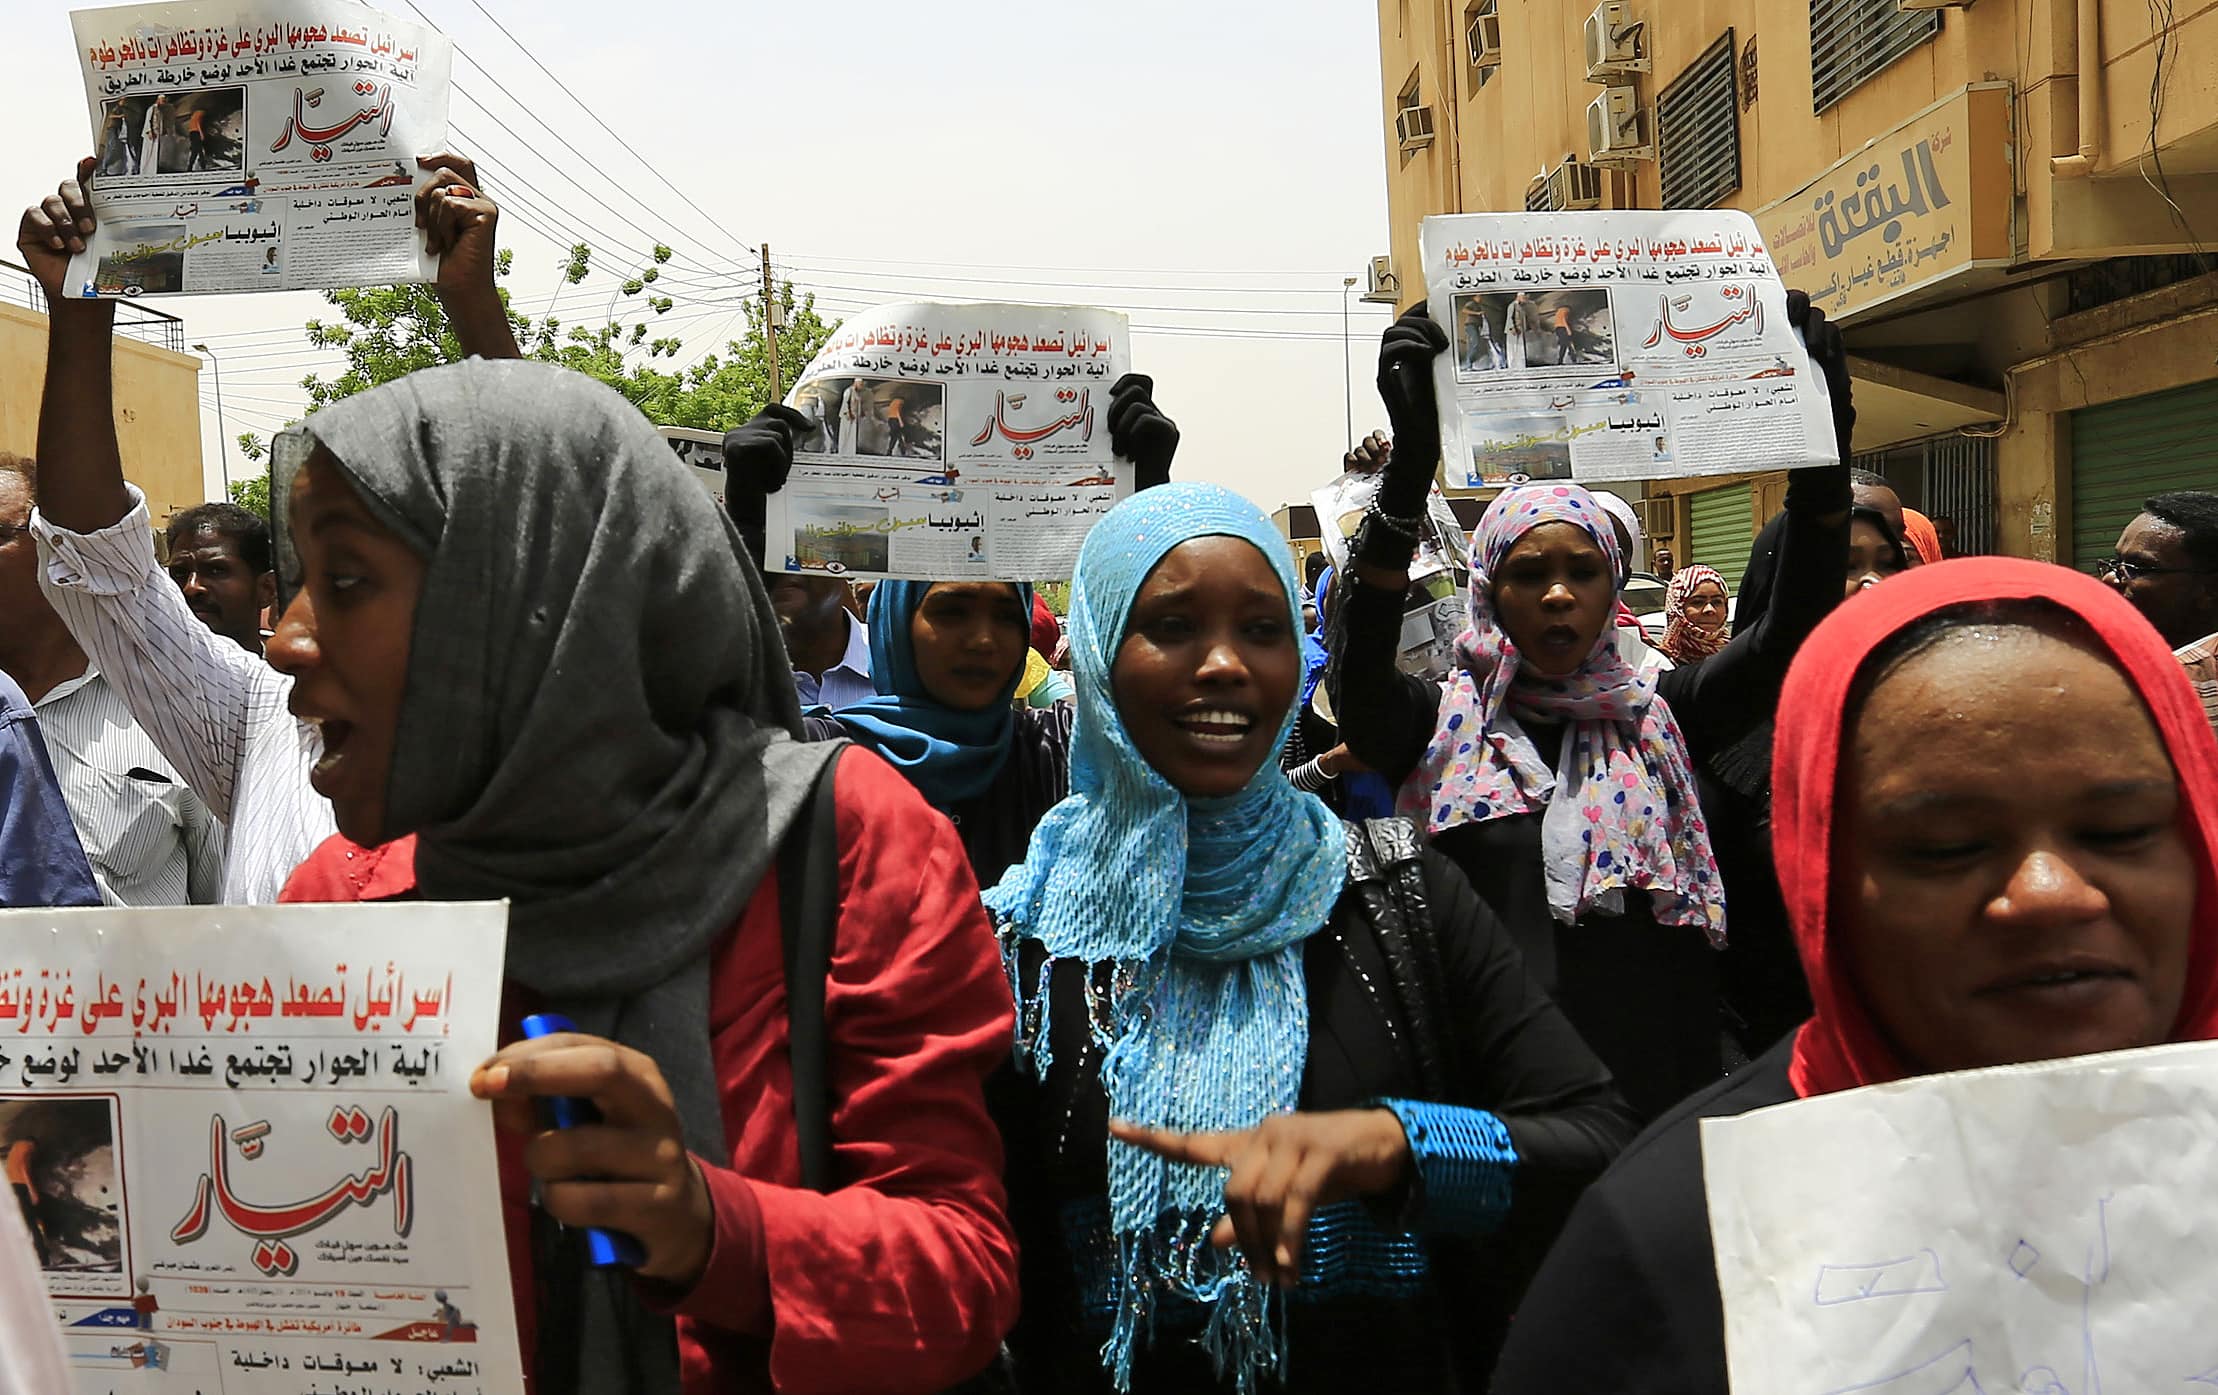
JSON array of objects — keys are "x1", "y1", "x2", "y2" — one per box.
[{"x1": 1492, "y1": 557, "x2": 2218, "y2": 1395}]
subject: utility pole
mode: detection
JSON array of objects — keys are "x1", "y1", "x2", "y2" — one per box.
[
  {"x1": 191, "y1": 342, "x2": 228, "y2": 494},
  {"x1": 1341, "y1": 277, "x2": 1358, "y2": 450},
  {"x1": 760, "y1": 243, "x2": 783, "y2": 403}
]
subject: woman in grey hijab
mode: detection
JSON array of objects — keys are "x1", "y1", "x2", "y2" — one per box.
[{"x1": 267, "y1": 358, "x2": 1019, "y2": 1395}]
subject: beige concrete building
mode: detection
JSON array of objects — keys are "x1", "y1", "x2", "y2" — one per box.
[
  {"x1": 1373, "y1": 0, "x2": 2218, "y2": 579},
  {"x1": 0, "y1": 295, "x2": 207, "y2": 531}
]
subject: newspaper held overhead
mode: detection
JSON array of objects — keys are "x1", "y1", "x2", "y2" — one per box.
[
  {"x1": 1420, "y1": 211, "x2": 1838, "y2": 489},
  {"x1": 763, "y1": 303, "x2": 1133, "y2": 583},
  {"x1": 658, "y1": 426, "x2": 728, "y2": 505},
  {"x1": 1703, "y1": 1041, "x2": 2218, "y2": 1395},
  {"x1": 1309, "y1": 470, "x2": 1471, "y2": 685},
  {"x1": 65, "y1": 0, "x2": 452, "y2": 298},
  {"x1": 0, "y1": 902, "x2": 524, "y2": 1395}
]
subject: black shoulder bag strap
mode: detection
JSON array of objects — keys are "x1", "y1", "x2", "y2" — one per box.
[
  {"x1": 777, "y1": 745, "x2": 1021, "y2": 1395},
  {"x1": 779, "y1": 747, "x2": 847, "y2": 1193}
]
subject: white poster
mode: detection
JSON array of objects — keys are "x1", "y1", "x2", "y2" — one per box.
[
  {"x1": 65, "y1": 0, "x2": 452, "y2": 298},
  {"x1": 0, "y1": 902, "x2": 523, "y2": 1395},
  {"x1": 1702, "y1": 1041, "x2": 2218, "y2": 1395},
  {"x1": 658, "y1": 426, "x2": 726, "y2": 505},
  {"x1": 763, "y1": 302, "x2": 1134, "y2": 582},
  {"x1": 1420, "y1": 211, "x2": 1837, "y2": 488},
  {"x1": 1309, "y1": 470, "x2": 1471, "y2": 683}
]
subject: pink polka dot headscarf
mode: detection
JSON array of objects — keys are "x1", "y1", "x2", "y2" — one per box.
[{"x1": 1399, "y1": 483, "x2": 1727, "y2": 941}]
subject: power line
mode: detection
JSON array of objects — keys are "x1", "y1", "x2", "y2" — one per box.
[
  {"x1": 460, "y1": 0, "x2": 759, "y2": 264},
  {"x1": 775, "y1": 248, "x2": 1357, "y2": 279},
  {"x1": 436, "y1": 123, "x2": 752, "y2": 296},
  {"x1": 405, "y1": 0, "x2": 754, "y2": 274},
  {"x1": 445, "y1": 94, "x2": 676, "y2": 256},
  {"x1": 774, "y1": 273, "x2": 1389, "y2": 322},
  {"x1": 774, "y1": 255, "x2": 1372, "y2": 298},
  {"x1": 795, "y1": 289, "x2": 1375, "y2": 343}
]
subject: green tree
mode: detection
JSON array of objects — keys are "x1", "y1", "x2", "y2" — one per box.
[
  {"x1": 226, "y1": 471, "x2": 270, "y2": 518},
  {"x1": 236, "y1": 245, "x2": 838, "y2": 458}
]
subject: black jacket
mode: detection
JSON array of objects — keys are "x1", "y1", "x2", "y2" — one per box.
[
  {"x1": 1491, "y1": 1035, "x2": 1799, "y2": 1395},
  {"x1": 1000, "y1": 835, "x2": 1639, "y2": 1394}
]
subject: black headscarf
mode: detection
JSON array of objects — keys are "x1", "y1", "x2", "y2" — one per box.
[{"x1": 1710, "y1": 504, "x2": 1901, "y2": 799}]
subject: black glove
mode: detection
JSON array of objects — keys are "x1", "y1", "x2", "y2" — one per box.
[
  {"x1": 1344, "y1": 429, "x2": 1392, "y2": 476},
  {"x1": 721, "y1": 403, "x2": 810, "y2": 566},
  {"x1": 1108, "y1": 373, "x2": 1179, "y2": 490},
  {"x1": 1787, "y1": 290, "x2": 1856, "y2": 471},
  {"x1": 1374, "y1": 302, "x2": 1448, "y2": 521}
]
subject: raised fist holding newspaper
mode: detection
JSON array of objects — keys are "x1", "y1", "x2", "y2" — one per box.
[
  {"x1": 15, "y1": 157, "x2": 100, "y2": 306},
  {"x1": 1104, "y1": 371, "x2": 1180, "y2": 489},
  {"x1": 721, "y1": 404, "x2": 813, "y2": 564},
  {"x1": 414, "y1": 151, "x2": 522, "y2": 361},
  {"x1": 1785, "y1": 289, "x2": 1857, "y2": 467},
  {"x1": 1357, "y1": 301, "x2": 1451, "y2": 571}
]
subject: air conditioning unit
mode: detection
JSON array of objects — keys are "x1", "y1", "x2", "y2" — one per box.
[
  {"x1": 1396, "y1": 102, "x2": 1436, "y2": 152},
  {"x1": 1584, "y1": 2, "x2": 1651, "y2": 82},
  {"x1": 1466, "y1": 10, "x2": 1503, "y2": 68},
  {"x1": 1587, "y1": 85, "x2": 1654, "y2": 165},
  {"x1": 1547, "y1": 159, "x2": 1604, "y2": 210},
  {"x1": 1362, "y1": 255, "x2": 1401, "y2": 305},
  {"x1": 1636, "y1": 496, "x2": 1675, "y2": 541}
]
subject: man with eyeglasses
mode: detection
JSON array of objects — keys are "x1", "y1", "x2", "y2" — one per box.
[{"x1": 2101, "y1": 491, "x2": 2218, "y2": 737}]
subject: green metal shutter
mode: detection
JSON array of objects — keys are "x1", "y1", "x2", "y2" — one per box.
[
  {"x1": 1686, "y1": 482, "x2": 1755, "y2": 590},
  {"x1": 2070, "y1": 380, "x2": 2218, "y2": 571}
]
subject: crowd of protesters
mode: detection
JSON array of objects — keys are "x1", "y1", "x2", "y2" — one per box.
[{"x1": 5, "y1": 150, "x2": 2218, "y2": 1395}]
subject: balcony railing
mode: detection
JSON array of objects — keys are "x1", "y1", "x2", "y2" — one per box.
[{"x1": 0, "y1": 258, "x2": 187, "y2": 355}]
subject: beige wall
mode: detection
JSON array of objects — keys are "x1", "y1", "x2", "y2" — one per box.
[
  {"x1": 0, "y1": 303, "x2": 207, "y2": 529},
  {"x1": 1380, "y1": 0, "x2": 2218, "y2": 235},
  {"x1": 1376, "y1": 0, "x2": 2218, "y2": 560},
  {"x1": 2002, "y1": 279, "x2": 2218, "y2": 562}
]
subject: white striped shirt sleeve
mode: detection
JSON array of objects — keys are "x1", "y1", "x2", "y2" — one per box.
[{"x1": 31, "y1": 488, "x2": 269, "y2": 823}]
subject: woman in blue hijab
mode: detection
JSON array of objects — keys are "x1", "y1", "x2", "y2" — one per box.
[
  {"x1": 808, "y1": 579, "x2": 1072, "y2": 888},
  {"x1": 986, "y1": 483, "x2": 1636, "y2": 1394}
]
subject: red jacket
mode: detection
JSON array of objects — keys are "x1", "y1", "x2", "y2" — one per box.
[{"x1": 282, "y1": 750, "x2": 1020, "y2": 1393}]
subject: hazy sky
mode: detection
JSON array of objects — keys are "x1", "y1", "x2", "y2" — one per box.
[{"x1": 6, "y1": 0, "x2": 1396, "y2": 514}]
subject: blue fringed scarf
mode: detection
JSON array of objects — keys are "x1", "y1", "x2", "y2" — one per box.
[
  {"x1": 984, "y1": 483, "x2": 1346, "y2": 1392},
  {"x1": 829, "y1": 580, "x2": 1030, "y2": 807}
]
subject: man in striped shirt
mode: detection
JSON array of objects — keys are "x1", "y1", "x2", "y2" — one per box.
[
  {"x1": 18, "y1": 163, "x2": 336, "y2": 903},
  {"x1": 0, "y1": 454, "x2": 222, "y2": 906}
]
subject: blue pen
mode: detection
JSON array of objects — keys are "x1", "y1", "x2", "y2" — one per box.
[{"x1": 518, "y1": 1012, "x2": 646, "y2": 1269}]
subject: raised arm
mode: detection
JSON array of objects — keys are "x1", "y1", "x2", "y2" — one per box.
[
  {"x1": 20, "y1": 159, "x2": 131, "y2": 534},
  {"x1": 415, "y1": 152, "x2": 521, "y2": 361},
  {"x1": 19, "y1": 165, "x2": 279, "y2": 820},
  {"x1": 1328, "y1": 305, "x2": 1454, "y2": 783}
]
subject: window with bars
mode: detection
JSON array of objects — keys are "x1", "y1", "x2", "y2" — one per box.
[
  {"x1": 1658, "y1": 30, "x2": 1739, "y2": 209},
  {"x1": 1809, "y1": 0, "x2": 1940, "y2": 113}
]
